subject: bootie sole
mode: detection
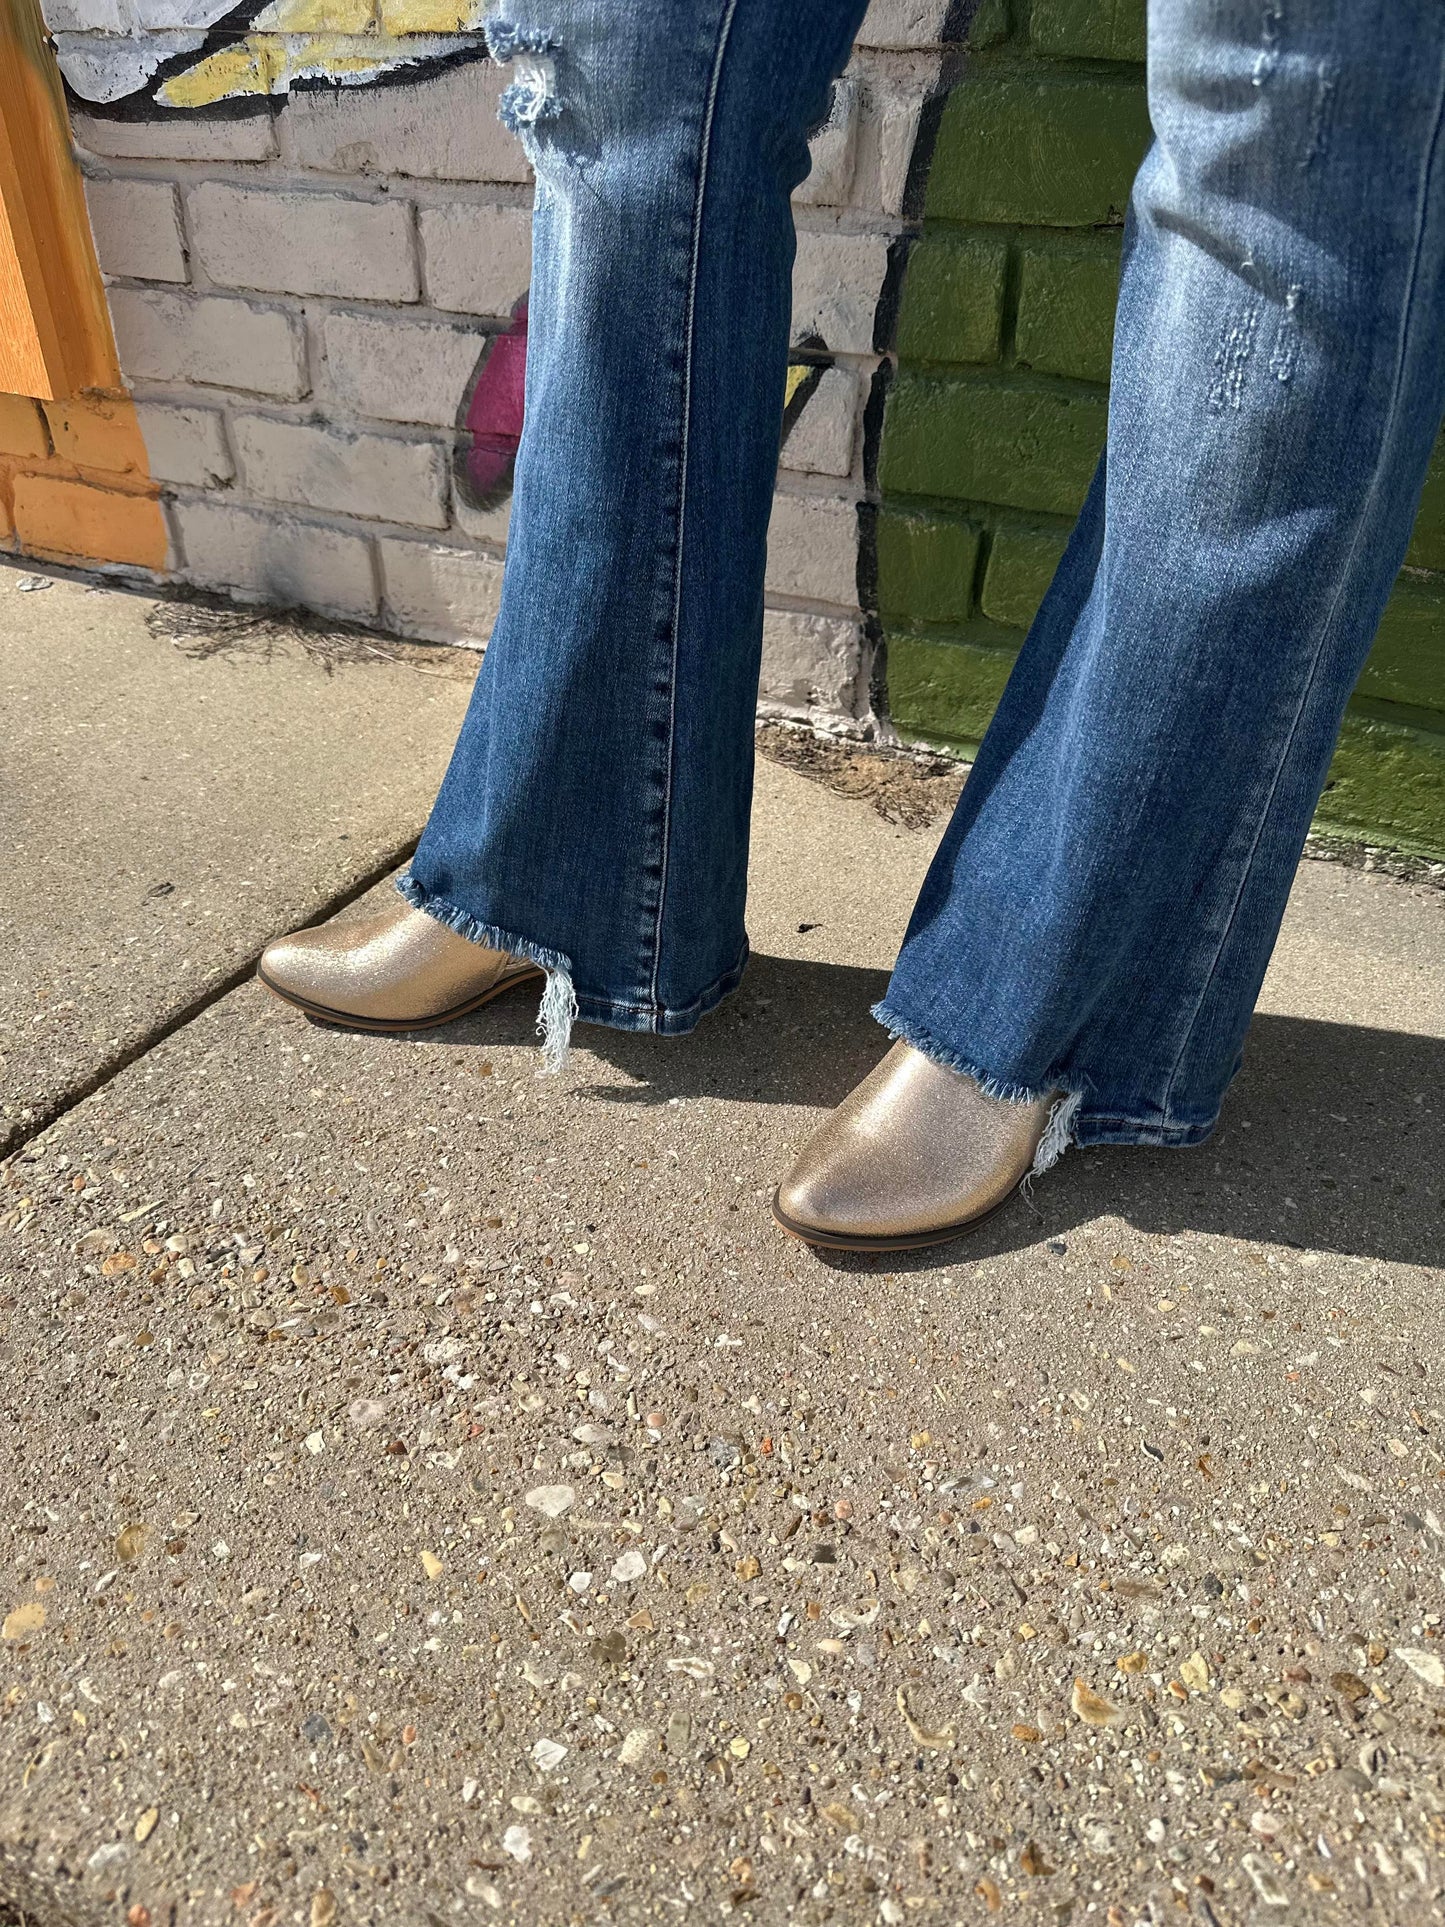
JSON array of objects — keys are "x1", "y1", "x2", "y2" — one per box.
[{"x1": 769, "y1": 1186, "x2": 1018, "y2": 1254}]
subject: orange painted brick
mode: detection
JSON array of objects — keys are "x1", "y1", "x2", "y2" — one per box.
[
  {"x1": 42, "y1": 392, "x2": 151, "y2": 478},
  {"x1": 0, "y1": 460, "x2": 21, "y2": 545},
  {"x1": 14, "y1": 472, "x2": 167, "y2": 569},
  {"x1": 0, "y1": 394, "x2": 50, "y2": 461}
]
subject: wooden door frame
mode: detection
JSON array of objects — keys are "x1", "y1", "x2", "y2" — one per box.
[{"x1": 0, "y1": 0, "x2": 118, "y2": 399}]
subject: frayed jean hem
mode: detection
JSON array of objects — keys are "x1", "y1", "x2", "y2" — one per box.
[
  {"x1": 871, "y1": 997, "x2": 1084, "y2": 1178},
  {"x1": 573, "y1": 943, "x2": 750, "y2": 1037},
  {"x1": 397, "y1": 871, "x2": 747, "y2": 1058},
  {"x1": 872, "y1": 998, "x2": 1071, "y2": 1108},
  {"x1": 396, "y1": 870, "x2": 577, "y2": 1073},
  {"x1": 872, "y1": 998, "x2": 1222, "y2": 1153}
]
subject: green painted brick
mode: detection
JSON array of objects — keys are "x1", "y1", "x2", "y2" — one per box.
[
  {"x1": 877, "y1": 506, "x2": 983, "y2": 626},
  {"x1": 980, "y1": 523, "x2": 1071, "y2": 628},
  {"x1": 887, "y1": 634, "x2": 1020, "y2": 749},
  {"x1": 1357, "y1": 578, "x2": 1445, "y2": 717},
  {"x1": 967, "y1": 0, "x2": 1012, "y2": 48},
  {"x1": 926, "y1": 70, "x2": 1152, "y2": 228},
  {"x1": 1030, "y1": 0, "x2": 1147, "y2": 63},
  {"x1": 1014, "y1": 231, "x2": 1123, "y2": 385},
  {"x1": 882, "y1": 370, "x2": 1107, "y2": 517},
  {"x1": 1405, "y1": 433, "x2": 1445, "y2": 571},
  {"x1": 872, "y1": 19, "x2": 1445, "y2": 848},
  {"x1": 1315, "y1": 709, "x2": 1445, "y2": 859},
  {"x1": 896, "y1": 231, "x2": 1009, "y2": 367}
]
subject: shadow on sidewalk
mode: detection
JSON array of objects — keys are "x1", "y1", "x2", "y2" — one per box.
[{"x1": 562, "y1": 951, "x2": 1444, "y2": 1273}]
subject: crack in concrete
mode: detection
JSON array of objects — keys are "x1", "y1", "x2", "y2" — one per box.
[{"x1": 0, "y1": 839, "x2": 420, "y2": 1166}]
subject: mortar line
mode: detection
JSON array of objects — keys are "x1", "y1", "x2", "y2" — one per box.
[{"x1": 0, "y1": 836, "x2": 421, "y2": 1166}]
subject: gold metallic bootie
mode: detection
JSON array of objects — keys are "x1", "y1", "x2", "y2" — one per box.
[
  {"x1": 258, "y1": 897, "x2": 543, "y2": 1032},
  {"x1": 773, "y1": 1041, "x2": 1077, "y2": 1252}
]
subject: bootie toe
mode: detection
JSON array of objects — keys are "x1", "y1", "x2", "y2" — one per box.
[
  {"x1": 774, "y1": 1041, "x2": 1059, "y2": 1251},
  {"x1": 259, "y1": 898, "x2": 541, "y2": 1031}
]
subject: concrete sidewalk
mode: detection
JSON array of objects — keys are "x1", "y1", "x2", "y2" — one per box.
[
  {"x1": 0, "y1": 569, "x2": 474, "y2": 1159},
  {"x1": 1, "y1": 575, "x2": 1443, "y2": 1927}
]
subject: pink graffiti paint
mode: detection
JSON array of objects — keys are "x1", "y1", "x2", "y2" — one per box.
[{"x1": 459, "y1": 294, "x2": 528, "y2": 509}]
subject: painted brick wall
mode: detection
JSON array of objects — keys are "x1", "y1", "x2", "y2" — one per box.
[
  {"x1": 4, "y1": 0, "x2": 973, "y2": 739},
  {"x1": 10, "y1": 0, "x2": 1445, "y2": 855},
  {"x1": 878, "y1": 0, "x2": 1445, "y2": 859}
]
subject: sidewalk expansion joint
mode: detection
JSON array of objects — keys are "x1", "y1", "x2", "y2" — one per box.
[{"x1": 0, "y1": 838, "x2": 419, "y2": 1167}]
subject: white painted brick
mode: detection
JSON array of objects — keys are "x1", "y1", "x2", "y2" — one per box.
[
  {"x1": 187, "y1": 182, "x2": 418, "y2": 301},
  {"x1": 109, "y1": 287, "x2": 308, "y2": 398},
  {"x1": 51, "y1": 30, "x2": 205, "y2": 104},
  {"x1": 419, "y1": 203, "x2": 532, "y2": 318},
  {"x1": 380, "y1": 538, "x2": 503, "y2": 645},
  {"x1": 320, "y1": 310, "x2": 485, "y2": 427},
  {"x1": 765, "y1": 490, "x2": 860, "y2": 608},
  {"x1": 794, "y1": 75, "x2": 860, "y2": 209},
  {"x1": 135, "y1": 401, "x2": 234, "y2": 487},
  {"x1": 792, "y1": 229, "x2": 890, "y2": 356},
  {"x1": 39, "y1": 0, "x2": 129, "y2": 35},
  {"x1": 231, "y1": 415, "x2": 447, "y2": 530},
  {"x1": 876, "y1": 87, "x2": 928, "y2": 218},
  {"x1": 780, "y1": 365, "x2": 858, "y2": 479},
  {"x1": 454, "y1": 489, "x2": 512, "y2": 546},
  {"x1": 72, "y1": 106, "x2": 277, "y2": 163},
  {"x1": 173, "y1": 499, "x2": 376, "y2": 621},
  {"x1": 838, "y1": 60, "x2": 941, "y2": 218},
  {"x1": 279, "y1": 61, "x2": 529, "y2": 183},
  {"x1": 84, "y1": 176, "x2": 186, "y2": 282},
  {"x1": 759, "y1": 608, "x2": 865, "y2": 723},
  {"x1": 857, "y1": 0, "x2": 953, "y2": 48}
]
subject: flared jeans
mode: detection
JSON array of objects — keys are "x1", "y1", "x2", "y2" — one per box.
[{"x1": 404, "y1": 0, "x2": 1445, "y2": 1149}]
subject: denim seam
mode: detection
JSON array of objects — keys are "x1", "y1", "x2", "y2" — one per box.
[
  {"x1": 647, "y1": 0, "x2": 743, "y2": 1030},
  {"x1": 1155, "y1": 49, "x2": 1445, "y2": 1125},
  {"x1": 1075, "y1": 1117, "x2": 1216, "y2": 1148}
]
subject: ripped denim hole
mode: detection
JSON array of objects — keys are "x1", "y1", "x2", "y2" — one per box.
[
  {"x1": 1208, "y1": 300, "x2": 1260, "y2": 413},
  {"x1": 1253, "y1": 2, "x2": 1284, "y2": 87},
  {"x1": 486, "y1": 16, "x2": 562, "y2": 131},
  {"x1": 484, "y1": 16, "x2": 554, "y2": 60},
  {"x1": 500, "y1": 55, "x2": 561, "y2": 132},
  {"x1": 805, "y1": 76, "x2": 845, "y2": 143},
  {"x1": 1301, "y1": 59, "x2": 1339, "y2": 169}
]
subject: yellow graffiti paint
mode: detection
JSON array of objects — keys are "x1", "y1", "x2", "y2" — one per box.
[
  {"x1": 378, "y1": 0, "x2": 486, "y2": 32},
  {"x1": 150, "y1": 0, "x2": 489, "y2": 107},
  {"x1": 252, "y1": 0, "x2": 376, "y2": 32},
  {"x1": 157, "y1": 39, "x2": 283, "y2": 105},
  {"x1": 784, "y1": 363, "x2": 813, "y2": 407},
  {"x1": 157, "y1": 32, "x2": 435, "y2": 104}
]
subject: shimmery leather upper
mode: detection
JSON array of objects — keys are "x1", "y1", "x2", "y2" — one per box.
[
  {"x1": 260, "y1": 899, "x2": 529, "y2": 1023},
  {"x1": 776, "y1": 1041, "x2": 1053, "y2": 1242}
]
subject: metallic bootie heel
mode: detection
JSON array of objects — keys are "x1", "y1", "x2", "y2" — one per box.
[
  {"x1": 258, "y1": 897, "x2": 542, "y2": 1032},
  {"x1": 773, "y1": 1041, "x2": 1069, "y2": 1252}
]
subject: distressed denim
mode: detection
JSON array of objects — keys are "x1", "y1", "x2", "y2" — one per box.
[
  {"x1": 879, "y1": 0, "x2": 1445, "y2": 1147},
  {"x1": 407, "y1": 0, "x2": 1445, "y2": 1147},
  {"x1": 404, "y1": 0, "x2": 871, "y2": 1067}
]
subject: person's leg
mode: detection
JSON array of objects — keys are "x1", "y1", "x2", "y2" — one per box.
[
  {"x1": 403, "y1": 0, "x2": 866, "y2": 1050},
  {"x1": 780, "y1": 0, "x2": 1445, "y2": 1243}
]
